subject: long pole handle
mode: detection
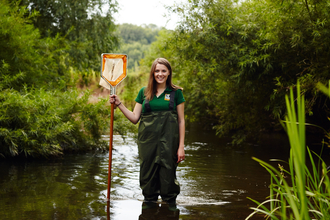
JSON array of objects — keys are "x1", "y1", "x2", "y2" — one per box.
[{"x1": 107, "y1": 102, "x2": 115, "y2": 201}]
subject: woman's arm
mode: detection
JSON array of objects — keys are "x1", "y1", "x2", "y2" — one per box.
[
  {"x1": 109, "y1": 94, "x2": 142, "y2": 124},
  {"x1": 176, "y1": 102, "x2": 185, "y2": 163}
]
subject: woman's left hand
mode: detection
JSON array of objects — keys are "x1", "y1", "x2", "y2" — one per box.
[{"x1": 177, "y1": 147, "x2": 185, "y2": 163}]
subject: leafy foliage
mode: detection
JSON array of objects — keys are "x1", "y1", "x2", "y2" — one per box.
[
  {"x1": 0, "y1": 0, "x2": 129, "y2": 158},
  {"x1": 118, "y1": 23, "x2": 160, "y2": 44},
  {"x1": 19, "y1": 0, "x2": 119, "y2": 72},
  {"x1": 0, "y1": 88, "x2": 109, "y2": 157},
  {"x1": 142, "y1": 0, "x2": 330, "y2": 143},
  {"x1": 0, "y1": 1, "x2": 70, "y2": 90},
  {"x1": 116, "y1": 23, "x2": 161, "y2": 70}
]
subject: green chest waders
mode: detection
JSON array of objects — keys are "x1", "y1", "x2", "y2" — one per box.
[{"x1": 137, "y1": 90, "x2": 180, "y2": 203}]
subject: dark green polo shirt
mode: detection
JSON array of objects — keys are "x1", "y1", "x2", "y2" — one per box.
[{"x1": 135, "y1": 87, "x2": 185, "y2": 113}]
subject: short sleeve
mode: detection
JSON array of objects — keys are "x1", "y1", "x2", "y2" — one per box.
[
  {"x1": 135, "y1": 87, "x2": 146, "y2": 104},
  {"x1": 175, "y1": 89, "x2": 185, "y2": 106}
]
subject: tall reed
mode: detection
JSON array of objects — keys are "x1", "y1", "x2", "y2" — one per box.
[{"x1": 246, "y1": 81, "x2": 330, "y2": 219}]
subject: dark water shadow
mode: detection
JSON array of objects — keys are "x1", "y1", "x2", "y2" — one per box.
[{"x1": 138, "y1": 202, "x2": 180, "y2": 220}]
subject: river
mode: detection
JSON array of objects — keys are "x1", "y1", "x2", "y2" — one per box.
[{"x1": 0, "y1": 126, "x2": 293, "y2": 219}]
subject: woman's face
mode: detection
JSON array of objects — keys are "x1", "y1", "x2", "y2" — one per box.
[{"x1": 154, "y1": 63, "x2": 170, "y2": 85}]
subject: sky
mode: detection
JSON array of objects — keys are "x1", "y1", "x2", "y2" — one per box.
[{"x1": 113, "y1": 0, "x2": 184, "y2": 30}]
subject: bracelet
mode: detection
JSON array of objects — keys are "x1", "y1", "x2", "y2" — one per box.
[{"x1": 117, "y1": 102, "x2": 121, "y2": 106}]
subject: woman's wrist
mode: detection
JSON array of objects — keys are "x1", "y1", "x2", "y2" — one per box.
[{"x1": 117, "y1": 102, "x2": 122, "y2": 106}]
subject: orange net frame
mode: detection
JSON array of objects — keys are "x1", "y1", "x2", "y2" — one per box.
[{"x1": 100, "y1": 54, "x2": 127, "y2": 88}]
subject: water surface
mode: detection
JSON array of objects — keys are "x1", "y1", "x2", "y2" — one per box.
[{"x1": 0, "y1": 128, "x2": 292, "y2": 219}]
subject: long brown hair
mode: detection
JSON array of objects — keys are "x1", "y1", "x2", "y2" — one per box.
[{"x1": 145, "y1": 58, "x2": 182, "y2": 100}]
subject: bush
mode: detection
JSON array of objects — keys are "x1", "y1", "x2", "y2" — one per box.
[{"x1": 0, "y1": 88, "x2": 111, "y2": 157}]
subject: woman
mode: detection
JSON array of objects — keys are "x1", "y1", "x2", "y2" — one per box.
[{"x1": 109, "y1": 58, "x2": 185, "y2": 206}]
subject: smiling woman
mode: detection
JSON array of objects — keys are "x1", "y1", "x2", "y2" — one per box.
[
  {"x1": 154, "y1": 64, "x2": 170, "y2": 88},
  {"x1": 109, "y1": 57, "x2": 185, "y2": 209}
]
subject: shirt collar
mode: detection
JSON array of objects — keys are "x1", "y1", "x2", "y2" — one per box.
[{"x1": 165, "y1": 86, "x2": 172, "y2": 92}]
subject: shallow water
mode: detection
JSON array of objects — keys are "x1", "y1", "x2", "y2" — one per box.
[{"x1": 0, "y1": 128, "x2": 293, "y2": 219}]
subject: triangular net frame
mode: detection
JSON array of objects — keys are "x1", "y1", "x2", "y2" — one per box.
[{"x1": 100, "y1": 54, "x2": 127, "y2": 90}]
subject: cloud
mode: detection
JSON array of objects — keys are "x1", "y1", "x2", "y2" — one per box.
[{"x1": 114, "y1": 0, "x2": 182, "y2": 30}]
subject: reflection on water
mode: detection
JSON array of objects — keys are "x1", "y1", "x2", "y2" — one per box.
[
  {"x1": 139, "y1": 202, "x2": 180, "y2": 220},
  {"x1": 0, "y1": 127, "x2": 291, "y2": 219}
]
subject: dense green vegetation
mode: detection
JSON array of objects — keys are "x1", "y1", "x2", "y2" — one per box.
[
  {"x1": 0, "y1": 0, "x2": 135, "y2": 158},
  {"x1": 141, "y1": 0, "x2": 330, "y2": 143},
  {"x1": 115, "y1": 23, "x2": 161, "y2": 71},
  {"x1": 2, "y1": 0, "x2": 330, "y2": 157},
  {"x1": 22, "y1": 0, "x2": 119, "y2": 71}
]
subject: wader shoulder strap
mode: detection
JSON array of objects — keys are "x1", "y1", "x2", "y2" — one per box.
[
  {"x1": 144, "y1": 98, "x2": 152, "y2": 113},
  {"x1": 144, "y1": 90, "x2": 176, "y2": 112},
  {"x1": 169, "y1": 90, "x2": 176, "y2": 110}
]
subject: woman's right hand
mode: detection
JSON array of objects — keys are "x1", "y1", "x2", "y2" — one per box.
[
  {"x1": 109, "y1": 94, "x2": 121, "y2": 106},
  {"x1": 109, "y1": 95, "x2": 142, "y2": 124}
]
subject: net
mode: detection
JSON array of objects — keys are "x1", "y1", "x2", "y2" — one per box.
[{"x1": 100, "y1": 54, "x2": 127, "y2": 90}]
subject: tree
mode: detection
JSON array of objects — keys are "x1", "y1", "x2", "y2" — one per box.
[
  {"x1": 0, "y1": 0, "x2": 135, "y2": 158},
  {"x1": 19, "y1": 0, "x2": 119, "y2": 70},
  {"x1": 0, "y1": 0, "x2": 70, "y2": 90},
  {"x1": 115, "y1": 23, "x2": 161, "y2": 70},
  {"x1": 118, "y1": 23, "x2": 160, "y2": 44},
  {"x1": 142, "y1": 0, "x2": 330, "y2": 143}
]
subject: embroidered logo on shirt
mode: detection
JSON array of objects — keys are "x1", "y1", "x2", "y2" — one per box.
[{"x1": 165, "y1": 94, "x2": 170, "y2": 101}]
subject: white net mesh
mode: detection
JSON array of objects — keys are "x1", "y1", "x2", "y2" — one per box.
[{"x1": 99, "y1": 58, "x2": 124, "y2": 90}]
